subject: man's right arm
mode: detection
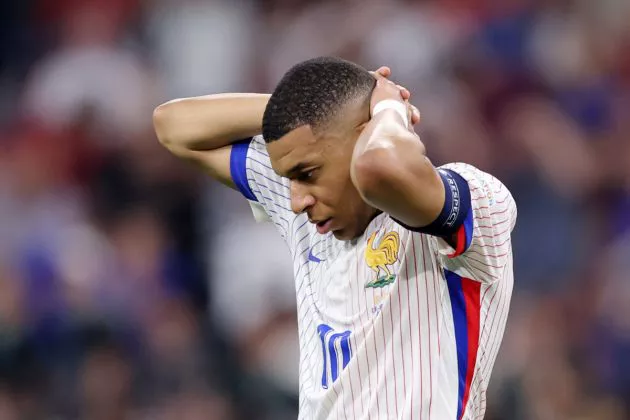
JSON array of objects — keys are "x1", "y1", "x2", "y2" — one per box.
[{"x1": 152, "y1": 93, "x2": 271, "y2": 189}]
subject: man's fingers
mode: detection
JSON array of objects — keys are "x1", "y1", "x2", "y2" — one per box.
[
  {"x1": 370, "y1": 66, "x2": 391, "y2": 79},
  {"x1": 375, "y1": 66, "x2": 391, "y2": 77},
  {"x1": 370, "y1": 68, "x2": 410, "y2": 101},
  {"x1": 410, "y1": 105, "x2": 421, "y2": 126},
  {"x1": 370, "y1": 67, "x2": 418, "y2": 127},
  {"x1": 397, "y1": 84, "x2": 410, "y2": 100},
  {"x1": 405, "y1": 102, "x2": 421, "y2": 126}
]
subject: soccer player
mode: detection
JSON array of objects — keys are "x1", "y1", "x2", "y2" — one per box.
[{"x1": 153, "y1": 57, "x2": 516, "y2": 420}]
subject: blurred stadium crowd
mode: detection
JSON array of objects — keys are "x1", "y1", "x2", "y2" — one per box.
[{"x1": 1, "y1": 0, "x2": 630, "y2": 418}]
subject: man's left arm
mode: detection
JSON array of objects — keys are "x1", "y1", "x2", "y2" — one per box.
[
  {"x1": 351, "y1": 75, "x2": 448, "y2": 232},
  {"x1": 351, "y1": 76, "x2": 517, "y2": 281}
]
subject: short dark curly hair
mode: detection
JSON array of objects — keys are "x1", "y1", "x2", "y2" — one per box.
[{"x1": 262, "y1": 57, "x2": 376, "y2": 143}]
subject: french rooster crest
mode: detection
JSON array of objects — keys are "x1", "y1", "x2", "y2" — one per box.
[{"x1": 364, "y1": 231, "x2": 400, "y2": 288}]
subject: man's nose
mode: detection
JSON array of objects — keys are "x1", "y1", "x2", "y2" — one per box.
[{"x1": 290, "y1": 182, "x2": 316, "y2": 215}]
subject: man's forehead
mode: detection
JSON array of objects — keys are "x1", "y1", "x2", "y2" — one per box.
[{"x1": 266, "y1": 125, "x2": 319, "y2": 174}]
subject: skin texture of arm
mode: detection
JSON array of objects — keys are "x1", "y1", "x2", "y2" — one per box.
[
  {"x1": 351, "y1": 77, "x2": 445, "y2": 229},
  {"x1": 153, "y1": 93, "x2": 270, "y2": 188}
]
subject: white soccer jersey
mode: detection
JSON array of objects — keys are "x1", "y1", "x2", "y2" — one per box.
[{"x1": 230, "y1": 135, "x2": 517, "y2": 420}]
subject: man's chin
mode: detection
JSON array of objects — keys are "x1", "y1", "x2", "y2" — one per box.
[
  {"x1": 332, "y1": 229, "x2": 351, "y2": 241},
  {"x1": 331, "y1": 213, "x2": 374, "y2": 241},
  {"x1": 332, "y1": 227, "x2": 361, "y2": 241}
]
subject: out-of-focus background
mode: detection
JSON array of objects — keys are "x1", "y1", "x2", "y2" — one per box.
[{"x1": 1, "y1": 0, "x2": 629, "y2": 418}]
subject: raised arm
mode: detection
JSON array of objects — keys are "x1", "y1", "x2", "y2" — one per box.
[
  {"x1": 351, "y1": 76, "x2": 445, "y2": 229},
  {"x1": 351, "y1": 76, "x2": 517, "y2": 276},
  {"x1": 152, "y1": 93, "x2": 270, "y2": 188}
]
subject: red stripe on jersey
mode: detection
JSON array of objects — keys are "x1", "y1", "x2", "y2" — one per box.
[
  {"x1": 459, "y1": 278, "x2": 481, "y2": 420},
  {"x1": 449, "y1": 224, "x2": 468, "y2": 258},
  {"x1": 449, "y1": 206, "x2": 474, "y2": 258}
]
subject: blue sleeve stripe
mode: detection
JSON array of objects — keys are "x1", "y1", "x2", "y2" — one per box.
[{"x1": 229, "y1": 138, "x2": 257, "y2": 201}]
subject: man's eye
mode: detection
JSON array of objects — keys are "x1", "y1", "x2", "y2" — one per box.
[{"x1": 297, "y1": 170, "x2": 314, "y2": 182}]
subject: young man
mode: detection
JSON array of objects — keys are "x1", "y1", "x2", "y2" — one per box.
[{"x1": 153, "y1": 57, "x2": 516, "y2": 420}]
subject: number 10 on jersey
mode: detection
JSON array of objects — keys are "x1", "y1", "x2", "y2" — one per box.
[{"x1": 318, "y1": 324, "x2": 353, "y2": 389}]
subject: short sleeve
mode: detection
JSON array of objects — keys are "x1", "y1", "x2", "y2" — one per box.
[
  {"x1": 229, "y1": 135, "x2": 295, "y2": 239},
  {"x1": 436, "y1": 163, "x2": 517, "y2": 283}
]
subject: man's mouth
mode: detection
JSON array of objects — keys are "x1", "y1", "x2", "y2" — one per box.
[{"x1": 315, "y1": 218, "x2": 333, "y2": 234}]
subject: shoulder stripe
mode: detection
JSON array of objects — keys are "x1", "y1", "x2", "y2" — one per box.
[{"x1": 230, "y1": 139, "x2": 257, "y2": 201}]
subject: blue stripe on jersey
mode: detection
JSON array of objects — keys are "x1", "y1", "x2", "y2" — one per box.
[
  {"x1": 462, "y1": 205, "x2": 474, "y2": 252},
  {"x1": 445, "y1": 269, "x2": 468, "y2": 419},
  {"x1": 230, "y1": 139, "x2": 257, "y2": 201}
]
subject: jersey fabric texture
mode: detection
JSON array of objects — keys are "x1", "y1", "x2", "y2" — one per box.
[{"x1": 230, "y1": 135, "x2": 517, "y2": 420}]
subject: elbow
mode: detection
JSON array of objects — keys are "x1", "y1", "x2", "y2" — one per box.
[
  {"x1": 351, "y1": 148, "x2": 400, "y2": 202},
  {"x1": 351, "y1": 143, "x2": 435, "y2": 204}
]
